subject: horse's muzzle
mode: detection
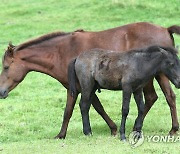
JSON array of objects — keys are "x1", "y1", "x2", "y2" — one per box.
[
  {"x1": 0, "y1": 89, "x2": 8, "y2": 99},
  {"x1": 175, "y1": 80, "x2": 180, "y2": 89},
  {"x1": 176, "y1": 84, "x2": 180, "y2": 89}
]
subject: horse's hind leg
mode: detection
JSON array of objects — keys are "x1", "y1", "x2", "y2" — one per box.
[
  {"x1": 156, "y1": 74, "x2": 179, "y2": 135},
  {"x1": 91, "y1": 94, "x2": 117, "y2": 136},
  {"x1": 55, "y1": 89, "x2": 78, "y2": 139},
  {"x1": 143, "y1": 79, "x2": 158, "y2": 119},
  {"x1": 133, "y1": 88, "x2": 145, "y2": 133}
]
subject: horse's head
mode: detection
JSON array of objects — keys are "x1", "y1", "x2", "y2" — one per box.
[
  {"x1": 0, "y1": 43, "x2": 28, "y2": 98},
  {"x1": 160, "y1": 47, "x2": 180, "y2": 89}
]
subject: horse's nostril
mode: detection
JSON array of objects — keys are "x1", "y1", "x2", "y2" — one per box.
[
  {"x1": 3, "y1": 90, "x2": 7, "y2": 96},
  {"x1": 0, "y1": 89, "x2": 8, "y2": 99}
]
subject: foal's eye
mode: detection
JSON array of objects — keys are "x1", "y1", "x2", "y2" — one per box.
[
  {"x1": 169, "y1": 62, "x2": 174, "y2": 67},
  {"x1": 4, "y1": 66, "x2": 9, "y2": 70}
]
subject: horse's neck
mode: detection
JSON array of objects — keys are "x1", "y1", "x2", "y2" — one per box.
[
  {"x1": 19, "y1": 48, "x2": 60, "y2": 79},
  {"x1": 17, "y1": 35, "x2": 82, "y2": 87}
]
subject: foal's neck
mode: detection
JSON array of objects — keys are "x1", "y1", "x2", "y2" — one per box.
[{"x1": 143, "y1": 53, "x2": 164, "y2": 75}]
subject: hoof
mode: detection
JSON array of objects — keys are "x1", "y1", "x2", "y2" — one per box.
[
  {"x1": 169, "y1": 130, "x2": 179, "y2": 136},
  {"x1": 121, "y1": 139, "x2": 127, "y2": 142},
  {"x1": 130, "y1": 131, "x2": 142, "y2": 140},
  {"x1": 120, "y1": 134, "x2": 126, "y2": 141},
  {"x1": 111, "y1": 126, "x2": 118, "y2": 136},
  {"x1": 84, "y1": 132, "x2": 93, "y2": 136},
  {"x1": 54, "y1": 134, "x2": 66, "y2": 139},
  {"x1": 169, "y1": 126, "x2": 179, "y2": 136}
]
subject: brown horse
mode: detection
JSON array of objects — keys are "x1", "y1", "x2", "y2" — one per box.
[{"x1": 0, "y1": 22, "x2": 180, "y2": 139}]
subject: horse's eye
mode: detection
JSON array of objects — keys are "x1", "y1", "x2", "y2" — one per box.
[{"x1": 4, "y1": 66, "x2": 9, "y2": 70}]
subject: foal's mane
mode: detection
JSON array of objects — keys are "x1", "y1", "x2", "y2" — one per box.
[
  {"x1": 148, "y1": 46, "x2": 178, "y2": 55},
  {"x1": 131, "y1": 45, "x2": 178, "y2": 55},
  {"x1": 15, "y1": 31, "x2": 71, "y2": 51}
]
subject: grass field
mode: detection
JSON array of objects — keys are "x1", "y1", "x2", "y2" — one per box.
[{"x1": 0, "y1": 0, "x2": 180, "y2": 153}]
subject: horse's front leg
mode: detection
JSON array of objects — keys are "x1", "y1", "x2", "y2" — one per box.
[
  {"x1": 55, "y1": 89, "x2": 78, "y2": 139},
  {"x1": 120, "y1": 86, "x2": 132, "y2": 141},
  {"x1": 133, "y1": 88, "x2": 145, "y2": 134},
  {"x1": 91, "y1": 94, "x2": 117, "y2": 136},
  {"x1": 156, "y1": 73, "x2": 179, "y2": 135}
]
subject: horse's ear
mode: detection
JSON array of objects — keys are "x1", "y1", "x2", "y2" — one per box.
[
  {"x1": 7, "y1": 42, "x2": 15, "y2": 57},
  {"x1": 9, "y1": 41, "x2": 15, "y2": 48}
]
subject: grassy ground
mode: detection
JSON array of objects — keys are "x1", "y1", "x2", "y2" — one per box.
[{"x1": 0, "y1": 0, "x2": 180, "y2": 153}]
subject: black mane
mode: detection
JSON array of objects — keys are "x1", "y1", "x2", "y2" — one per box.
[
  {"x1": 146, "y1": 46, "x2": 178, "y2": 55},
  {"x1": 15, "y1": 31, "x2": 70, "y2": 51},
  {"x1": 129, "y1": 45, "x2": 178, "y2": 56}
]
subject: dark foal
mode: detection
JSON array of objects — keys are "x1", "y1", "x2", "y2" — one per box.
[
  {"x1": 0, "y1": 22, "x2": 180, "y2": 139},
  {"x1": 68, "y1": 46, "x2": 180, "y2": 140}
]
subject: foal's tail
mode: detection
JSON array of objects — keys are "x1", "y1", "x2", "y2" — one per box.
[{"x1": 68, "y1": 58, "x2": 78, "y2": 98}]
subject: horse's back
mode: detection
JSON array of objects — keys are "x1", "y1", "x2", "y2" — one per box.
[{"x1": 80, "y1": 22, "x2": 173, "y2": 52}]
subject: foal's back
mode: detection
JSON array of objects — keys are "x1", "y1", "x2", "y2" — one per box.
[
  {"x1": 75, "y1": 48, "x2": 134, "y2": 90},
  {"x1": 75, "y1": 47, "x2": 165, "y2": 91}
]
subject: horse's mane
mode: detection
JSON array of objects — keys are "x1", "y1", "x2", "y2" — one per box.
[{"x1": 15, "y1": 31, "x2": 71, "y2": 51}]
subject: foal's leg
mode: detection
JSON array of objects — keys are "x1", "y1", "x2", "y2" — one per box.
[
  {"x1": 79, "y1": 77, "x2": 96, "y2": 135},
  {"x1": 120, "y1": 86, "x2": 132, "y2": 141},
  {"x1": 79, "y1": 94, "x2": 93, "y2": 135},
  {"x1": 80, "y1": 93, "x2": 117, "y2": 136},
  {"x1": 133, "y1": 89, "x2": 145, "y2": 133},
  {"x1": 55, "y1": 89, "x2": 78, "y2": 139},
  {"x1": 156, "y1": 74, "x2": 179, "y2": 135},
  {"x1": 91, "y1": 94, "x2": 117, "y2": 136}
]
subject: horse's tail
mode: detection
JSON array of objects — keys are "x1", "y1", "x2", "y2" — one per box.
[
  {"x1": 168, "y1": 25, "x2": 180, "y2": 35},
  {"x1": 68, "y1": 58, "x2": 78, "y2": 98},
  {"x1": 167, "y1": 25, "x2": 180, "y2": 47}
]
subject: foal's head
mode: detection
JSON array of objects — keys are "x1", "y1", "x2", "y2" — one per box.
[
  {"x1": 0, "y1": 43, "x2": 28, "y2": 98},
  {"x1": 159, "y1": 47, "x2": 180, "y2": 88}
]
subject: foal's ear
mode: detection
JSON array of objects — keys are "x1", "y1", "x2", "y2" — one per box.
[{"x1": 159, "y1": 47, "x2": 168, "y2": 56}]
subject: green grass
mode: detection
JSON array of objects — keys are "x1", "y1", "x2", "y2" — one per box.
[{"x1": 0, "y1": 0, "x2": 180, "y2": 153}]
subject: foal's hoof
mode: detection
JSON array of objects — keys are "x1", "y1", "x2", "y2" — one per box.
[
  {"x1": 120, "y1": 134, "x2": 126, "y2": 141},
  {"x1": 131, "y1": 131, "x2": 142, "y2": 140},
  {"x1": 121, "y1": 139, "x2": 127, "y2": 142},
  {"x1": 85, "y1": 132, "x2": 93, "y2": 136},
  {"x1": 54, "y1": 134, "x2": 66, "y2": 139}
]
